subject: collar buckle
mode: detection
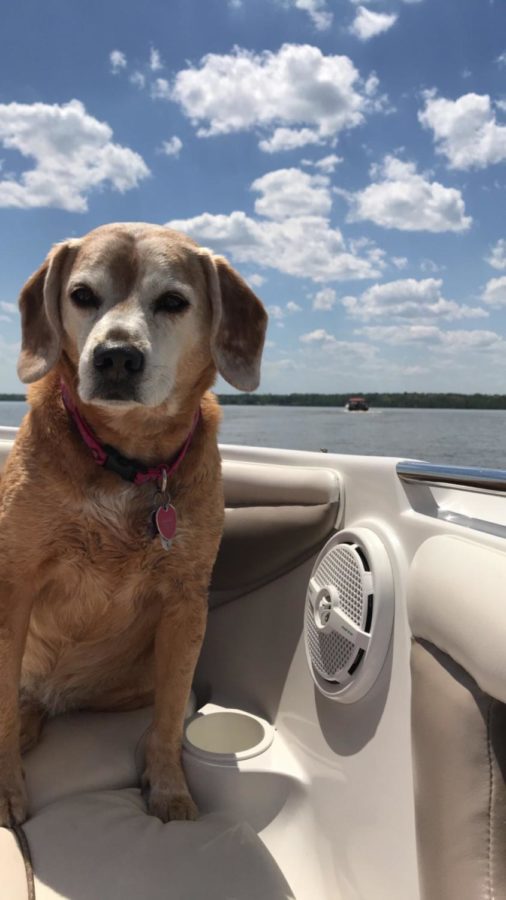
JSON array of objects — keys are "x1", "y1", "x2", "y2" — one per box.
[{"x1": 103, "y1": 445, "x2": 147, "y2": 482}]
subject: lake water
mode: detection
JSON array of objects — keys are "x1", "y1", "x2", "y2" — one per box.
[{"x1": 2, "y1": 401, "x2": 506, "y2": 469}]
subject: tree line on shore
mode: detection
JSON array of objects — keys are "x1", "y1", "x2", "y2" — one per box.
[
  {"x1": 218, "y1": 392, "x2": 506, "y2": 409},
  {"x1": 3, "y1": 392, "x2": 506, "y2": 409}
]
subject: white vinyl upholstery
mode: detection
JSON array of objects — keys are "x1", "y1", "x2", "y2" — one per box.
[
  {"x1": 1, "y1": 708, "x2": 294, "y2": 899},
  {"x1": 24, "y1": 707, "x2": 152, "y2": 815},
  {"x1": 222, "y1": 460, "x2": 340, "y2": 507},
  {"x1": 408, "y1": 534, "x2": 506, "y2": 703},
  {"x1": 25, "y1": 791, "x2": 291, "y2": 900}
]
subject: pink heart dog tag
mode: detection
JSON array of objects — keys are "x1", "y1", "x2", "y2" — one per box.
[{"x1": 155, "y1": 504, "x2": 177, "y2": 550}]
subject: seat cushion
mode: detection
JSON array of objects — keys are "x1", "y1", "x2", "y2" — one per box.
[
  {"x1": 23, "y1": 693, "x2": 197, "y2": 814},
  {"x1": 24, "y1": 707, "x2": 152, "y2": 815},
  {"x1": 22, "y1": 789, "x2": 293, "y2": 900},
  {"x1": 1, "y1": 704, "x2": 294, "y2": 899},
  {"x1": 411, "y1": 639, "x2": 506, "y2": 900}
]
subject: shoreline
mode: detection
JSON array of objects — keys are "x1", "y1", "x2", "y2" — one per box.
[{"x1": 4, "y1": 392, "x2": 506, "y2": 410}]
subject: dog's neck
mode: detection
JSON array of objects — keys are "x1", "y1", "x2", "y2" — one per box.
[{"x1": 31, "y1": 361, "x2": 216, "y2": 468}]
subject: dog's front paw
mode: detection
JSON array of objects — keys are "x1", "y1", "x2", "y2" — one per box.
[
  {"x1": 147, "y1": 785, "x2": 198, "y2": 822},
  {"x1": 142, "y1": 762, "x2": 198, "y2": 823},
  {"x1": 0, "y1": 769, "x2": 28, "y2": 827}
]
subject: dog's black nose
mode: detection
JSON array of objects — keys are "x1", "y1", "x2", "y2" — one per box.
[{"x1": 93, "y1": 344, "x2": 145, "y2": 376}]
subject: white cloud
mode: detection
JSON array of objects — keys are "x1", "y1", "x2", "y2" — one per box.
[
  {"x1": 420, "y1": 258, "x2": 444, "y2": 273},
  {"x1": 247, "y1": 273, "x2": 266, "y2": 287},
  {"x1": 268, "y1": 301, "x2": 302, "y2": 320},
  {"x1": 130, "y1": 71, "x2": 146, "y2": 89},
  {"x1": 361, "y1": 324, "x2": 503, "y2": 350},
  {"x1": 0, "y1": 100, "x2": 149, "y2": 212},
  {"x1": 149, "y1": 47, "x2": 163, "y2": 71},
  {"x1": 314, "y1": 154, "x2": 343, "y2": 172},
  {"x1": 485, "y1": 239, "x2": 506, "y2": 270},
  {"x1": 171, "y1": 44, "x2": 381, "y2": 149},
  {"x1": 110, "y1": 50, "x2": 127, "y2": 74},
  {"x1": 168, "y1": 163, "x2": 386, "y2": 283},
  {"x1": 252, "y1": 168, "x2": 332, "y2": 219},
  {"x1": 350, "y1": 0, "x2": 422, "y2": 3},
  {"x1": 151, "y1": 78, "x2": 172, "y2": 100},
  {"x1": 287, "y1": 0, "x2": 333, "y2": 30},
  {"x1": 302, "y1": 153, "x2": 343, "y2": 173},
  {"x1": 350, "y1": 6, "x2": 398, "y2": 41},
  {"x1": 342, "y1": 278, "x2": 488, "y2": 321},
  {"x1": 392, "y1": 256, "x2": 408, "y2": 269},
  {"x1": 299, "y1": 330, "x2": 377, "y2": 361},
  {"x1": 168, "y1": 209, "x2": 383, "y2": 283},
  {"x1": 160, "y1": 136, "x2": 183, "y2": 158},
  {"x1": 348, "y1": 155, "x2": 471, "y2": 232},
  {"x1": 0, "y1": 301, "x2": 17, "y2": 315},
  {"x1": 482, "y1": 276, "x2": 506, "y2": 307},
  {"x1": 496, "y1": 51, "x2": 506, "y2": 68},
  {"x1": 300, "y1": 328, "x2": 334, "y2": 343},
  {"x1": 419, "y1": 91, "x2": 506, "y2": 170},
  {"x1": 313, "y1": 288, "x2": 337, "y2": 310},
  {"x1": 259, "y1": 127, "x2": 323, "y2": 153},
  {"x1": 431, "y1": 330, "x2": 504, "y2": 351},
  {"x1": 360, "y1": 324, "x2": 436, "y2": 344},
  {"x1": 263, "y1": 357, "x2": 297, "y2": 372}
]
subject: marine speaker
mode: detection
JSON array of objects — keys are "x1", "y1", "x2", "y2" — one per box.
[{"x1": 304, "y1": 527, "x2": 394, "y2": 702}]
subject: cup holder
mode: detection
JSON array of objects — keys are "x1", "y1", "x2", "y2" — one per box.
[
  {"x1": 183, "y1": 705, "x2": 301, "y2": 831},
  {"x1": 183, "y1": 706, "x2": 274, "y2": 764}
]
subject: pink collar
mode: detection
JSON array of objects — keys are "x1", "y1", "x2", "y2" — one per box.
[{"x1": 61, "y1": 381, "x2": 200, "y2": 486}]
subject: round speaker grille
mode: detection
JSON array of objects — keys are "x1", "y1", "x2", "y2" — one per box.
[
  {"x1": 304, "y1": 528, "x2": 394, "y2": 703},
  {"x1": 305, "y1": 544, "x2": 371, "y2": 683}
]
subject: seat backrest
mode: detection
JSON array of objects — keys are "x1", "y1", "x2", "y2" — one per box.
[{"x1": 408, "y1": 535, "x2": 506, "y2": 900}]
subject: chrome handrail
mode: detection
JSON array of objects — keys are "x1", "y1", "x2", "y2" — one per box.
[{"x1": 397, "y1": 460, "x2": 506, "y2": 495}]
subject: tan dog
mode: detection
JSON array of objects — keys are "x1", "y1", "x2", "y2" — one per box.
[{"x1": 0, "y1": 222, "x2": 267, "y2": 826}]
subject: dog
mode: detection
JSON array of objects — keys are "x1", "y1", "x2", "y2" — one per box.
[{"x1": 0, "y1": 222, "x2": 267, "y2": 826}]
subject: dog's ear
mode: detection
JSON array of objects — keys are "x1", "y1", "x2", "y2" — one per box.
[
  {"x1": 199, "y1": 250, "x2": 268, "y2": 391},
  {"x1": 17, "y1": 241, "x2": 77, "y2": 384}
]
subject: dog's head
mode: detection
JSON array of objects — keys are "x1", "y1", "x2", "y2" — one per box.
[{"x1": 17, "y1": 223, "x2": 267, "y2": 408}]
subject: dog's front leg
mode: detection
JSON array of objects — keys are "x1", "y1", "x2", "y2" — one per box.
[
  {"x1": 0, "y1": 583, "x2": 32, "y2": 826},
  {"x1": 143, "y1": 587, "x2": 208, "y2": 822}
]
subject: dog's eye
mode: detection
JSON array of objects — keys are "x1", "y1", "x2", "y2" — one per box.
[
  {"x1": 154, "y1": 293, "x2": 189, "y2": 315},
  {"x1": 70, "y1": 286, "x2": 100, "y2": 310}
]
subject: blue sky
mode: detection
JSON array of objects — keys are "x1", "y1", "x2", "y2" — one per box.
[{"x1": 1, "y1": 0, "x2": 506, "y2": 394}]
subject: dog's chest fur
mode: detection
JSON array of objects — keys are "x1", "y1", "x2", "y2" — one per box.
[{"x1": 20, "y1": 483, "x2": 178, "y2": 712}]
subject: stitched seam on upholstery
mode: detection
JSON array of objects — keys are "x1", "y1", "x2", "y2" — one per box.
[
  {"x1": 10, "y1": 823, "x2": 35, "y2": 900},
  {"x1": 486, "y1": 700, "x2": 495, "y2": 900}
]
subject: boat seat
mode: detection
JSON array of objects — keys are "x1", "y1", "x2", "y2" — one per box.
[
  {"x1": 0, "y1": 707, "x2": 293, "y2": 899},
  {"x1": 408, "y1": 536, "x2": 506, "y2": 900}
]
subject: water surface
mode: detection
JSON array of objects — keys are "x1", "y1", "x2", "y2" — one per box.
[{"x1": 2, "y1": 401, "x2": 505, "y2": 469}]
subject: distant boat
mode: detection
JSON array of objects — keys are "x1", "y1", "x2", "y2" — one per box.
[{"x1": 346, "y1": 396, "x2": 369, "y2": 412}]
